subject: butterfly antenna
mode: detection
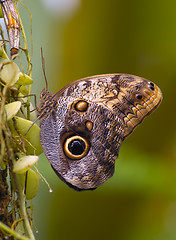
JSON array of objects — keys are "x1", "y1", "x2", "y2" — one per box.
[{"x1": 41, "y1": 47, "x2": 48, "y2": 90}]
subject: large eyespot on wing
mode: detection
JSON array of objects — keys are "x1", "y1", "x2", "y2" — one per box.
[
  {"x1": 38, "y1": 74, "x2": 162, "y2": 191},
  {"x1": 52, "y1": 132, "x2": 95, "y2": 192},
  {"x1": 49, "y1": 98, "x2": 123, "y2": 191},
  {"x1": 63, "y1": 135, "x2": 90, "y2": 160}
]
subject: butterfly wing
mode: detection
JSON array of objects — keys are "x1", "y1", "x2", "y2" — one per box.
[
  {"x1": 58, "y1": 74, "x2": 162, "y2": 138},
  {"x1": 40, "y1": 95, "x2": 124, "y2": 190},
  {"x1": 39, "y1": 74, "x2": 162, "y2": 190}
]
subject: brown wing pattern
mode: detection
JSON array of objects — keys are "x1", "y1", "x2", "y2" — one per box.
[{"x1": 38, "y1": 74, "x2": 162, "y2": 190}]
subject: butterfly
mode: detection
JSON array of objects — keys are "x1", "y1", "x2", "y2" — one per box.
[{"x1": 37, "y1": 74, "x2": 162, "y2": 191}]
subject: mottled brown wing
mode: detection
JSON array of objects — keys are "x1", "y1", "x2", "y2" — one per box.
[
  {"x1": 39, "y1": 95, "x2": 124, "y2": 190},
  {"x1": 38, "y1": 74, "x2": 162, "y2": 191},
  {"x1": 58, "y1": 74, "x2": 162, "y2": 138}
]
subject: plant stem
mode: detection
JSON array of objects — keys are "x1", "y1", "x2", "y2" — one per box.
[
  {"x1": 0, "y1": 222, "x2": 30, "y2": 240},
  {"x1": 15, "y1": 3, "x2": 32, "y2": 120},
  {"x1": 16, "y1": 174, "x2": 35, "y2": 240}
]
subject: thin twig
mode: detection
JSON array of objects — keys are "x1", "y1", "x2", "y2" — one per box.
[
  {"x1": 14, "y1": 3, "x2": 32, "y2": 120},
  {"x1": 0, "y1": 221, "x2": 31, "y2": 240},
  {"x1": 16, "y1": 174, "x2": 35, "y2": 240}
]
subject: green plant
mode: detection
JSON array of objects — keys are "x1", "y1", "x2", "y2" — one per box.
[{"x1": 0, "y1": 1, "x2": 42, "y2": 239}]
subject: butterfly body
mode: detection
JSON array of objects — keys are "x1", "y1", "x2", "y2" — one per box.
[{"x1": 38, "y1": 74, "x2": 162, "y2": 191}]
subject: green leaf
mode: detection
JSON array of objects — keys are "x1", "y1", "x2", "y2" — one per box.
[
  {"x1": 26, "y1": 169, "x2": 39, "y2": 200},
  {"x1": 13, "y1": 155, "x2": 39, "y2": 174},
  {"x1": 0, "y1": 57, "x2": 20, "y2": 86},
  {"x1": 5, "y1": 101, "x2": 21, "y2": 121},
  {"x1": 17, "y1": 169, "x2": 39, "y2": 200},
  {"x1": 8, "y1": 116, "x2": 43, "y2": 155},
  {"x1": 17, "y1": 72, "x2": 33, "y2": 85},
  {"x1": 19, "y1": 85, "x2": 29, "y2": 95}
]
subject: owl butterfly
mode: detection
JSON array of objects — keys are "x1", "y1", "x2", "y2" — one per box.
[{"x1": 37, "y1": 74, "x2": 162, "y2": 191}]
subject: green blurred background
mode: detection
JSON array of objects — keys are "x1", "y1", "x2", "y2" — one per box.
[{"x1": 19, "y1": 0, "x2": 176, "y2": 239}]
